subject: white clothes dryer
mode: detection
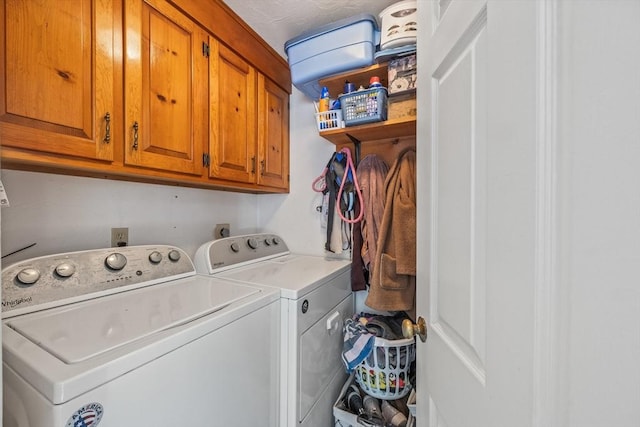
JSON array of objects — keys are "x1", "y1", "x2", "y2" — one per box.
[
  {"x1": 194, "y1": 234, "x2": 353, "y2": 427},
  {"x1": 2, "y1": 245, "x2": 281, "y2": 427}
]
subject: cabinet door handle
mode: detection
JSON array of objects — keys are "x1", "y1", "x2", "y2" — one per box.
[
  {"x1": 103, "y1": 112, "x2": 111, "y2": 143},
  {"x1": 251, "y1": 156, "x2": 256, "y2": 174},
  {"x1": 260, "y1": 159, "x2": 265, "y2": 175},
  {"x1": 132, "y1": 121, "x2": 139, "y2": 150}
]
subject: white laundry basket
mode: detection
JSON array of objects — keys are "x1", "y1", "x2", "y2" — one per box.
[{"x1": 354, "y1": 336, "x2": 415, "y2": 400}]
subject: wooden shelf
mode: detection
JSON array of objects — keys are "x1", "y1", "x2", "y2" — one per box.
[
  {"x1": 319, "y1": 63, "x2": 389, "y2": 97},
  {"x1": 318, "y1": 116, "x2": 416, "y2": 146},
  {"x1": 318, "y1": 61, "x2": 416, "y2": 163}
]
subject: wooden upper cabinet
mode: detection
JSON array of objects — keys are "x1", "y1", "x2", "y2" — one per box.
[
  {"x1": 208, "y1": 39, "x2": 257, "y2": 184},
  {"x1": 257, "y1": 75, "x2": 289, "y2": 190},
  {"x1": 124, "y1": 0, "x2": 207, "y2": 176},
  {"x1": 1, "y1": 0, "x2": 291, "y2": 192},
  {"x1": 0, "y1": 0, "x2": 114, "y2": 162}
]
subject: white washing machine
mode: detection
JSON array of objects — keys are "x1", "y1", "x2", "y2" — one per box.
[
  {"x1": 2, "y1": 245, "x2": 281, "y2": 427},
  {"x1": 194, "y1": 234, "x2": 353, "y2": 427}
]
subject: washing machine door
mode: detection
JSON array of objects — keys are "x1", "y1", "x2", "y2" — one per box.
[{"x1": 6, "y1": 276, "x2": 260, "y2": 363}]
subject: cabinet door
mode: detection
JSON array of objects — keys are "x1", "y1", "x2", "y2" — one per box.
[
  {"x1": 257, "y1": 75, "x2": 289, "y2": 190},
  {"x1": 208, "y1": 39, "x2": 257, "y2": 184},
  {"x1": 124, "y1": 0, "x2": 207, "y2": 175},
  {"x1": 0, "y1": 0, "x2": 114, "y2": 162}
]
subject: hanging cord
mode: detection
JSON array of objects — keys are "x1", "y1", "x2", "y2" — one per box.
[
  {"x1": 312, "y1": 166, "x2": 328, "y2": 193},
  {"x1": 336, "y1": 147, "x2": 364, "y2": 224}
]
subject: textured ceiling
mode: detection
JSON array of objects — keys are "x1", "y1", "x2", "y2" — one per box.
[{"x1": 223, "y1": 0, "x2": 401, "y2": 57}]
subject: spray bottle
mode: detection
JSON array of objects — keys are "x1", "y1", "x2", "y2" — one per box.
[{"x1": 319, "y1": 86, "x2": 330, "y2": 112}]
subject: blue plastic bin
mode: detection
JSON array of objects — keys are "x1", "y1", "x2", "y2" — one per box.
[{"x1": 285, "y1": 14, "x2": 380, "y2": 100}]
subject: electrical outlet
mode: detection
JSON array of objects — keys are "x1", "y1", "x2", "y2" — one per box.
[
  {"x1": 214, "y1": 223, "x2": 230, "y2": 239},
  {"x1": 111, "y1": 227, "x2": 129, "y2": 247}
]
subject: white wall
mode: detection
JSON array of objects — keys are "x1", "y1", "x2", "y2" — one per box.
[
  {"x1": 0, "y1": 170, "x2": 259, "y2": 264},
  {"x1": 258, "y1": 87, "x2": 338, "y2": 256}
]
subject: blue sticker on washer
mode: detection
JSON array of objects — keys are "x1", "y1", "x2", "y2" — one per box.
[{"x1": 65, "y1": 402, "x2": 104, "y2": 427}]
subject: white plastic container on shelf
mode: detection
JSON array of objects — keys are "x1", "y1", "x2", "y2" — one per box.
[
  {"x1": 379, "y1": 0, "x2": 418, "y2": 50},
  {"x1": 316, "y1": 110, "x2": 344, "y2": 132}
]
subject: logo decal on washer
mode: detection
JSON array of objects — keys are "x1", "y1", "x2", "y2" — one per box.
[{"x1": 65, "y1": 402, "x2": 104, "y2": 427}]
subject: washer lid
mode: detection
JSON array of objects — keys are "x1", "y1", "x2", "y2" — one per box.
[
  {"x1": 216, "y1": 254, "x2": 350, "y2": 299},
  {"x1": 5, "y1": 276, "x2": 260, "y2": 364}
]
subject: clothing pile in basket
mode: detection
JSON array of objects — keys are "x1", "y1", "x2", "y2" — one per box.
[{"x1": 342, "y1": 312, "x2": 412, "y2": 373}]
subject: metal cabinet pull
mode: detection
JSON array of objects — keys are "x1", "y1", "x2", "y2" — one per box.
[
  {"x1": 103, "y1": 112, "x2": 111, "y2": 143},
  {"x1": 251, "y1": 156, "x2": 256, "y2": 174},
  {"x1": 260, "y1": 160, "x2": 265, "y2": 175},
  {"x1": 132, "y1": 121, "x2": 139, "y2": 150}
]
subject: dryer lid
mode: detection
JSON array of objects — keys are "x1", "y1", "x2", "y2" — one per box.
[
  {"x1": 217, "y1": 254, "x2": 351, "y2": 299},
  {"x1": 5, "y1": 276, "x2": 260, "y2": 363}
]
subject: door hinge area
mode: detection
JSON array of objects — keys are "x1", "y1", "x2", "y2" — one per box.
[
  {"x1": 203, "y1": 153, "x2": 210, "y2": 167},
  {"x1": 202, "y1": 42, "x2": 210, "y2": 57}
]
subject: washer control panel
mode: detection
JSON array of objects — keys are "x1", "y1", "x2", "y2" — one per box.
[
  {"x1": 194, "y1": 233, "x2": 289, "y2": 274},
  {"x1": 2, "y1": 245, "x2": 194, "y2": 317}
]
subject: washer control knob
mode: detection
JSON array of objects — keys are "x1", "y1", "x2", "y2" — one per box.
[
  {"x1": 55, "y1": 263, "x2": 76, "y2": 278},
  {"x1": 149, "y1": 251, "x2": 163, "y2": 264},
  {"x1": 230, "y1": 242, "x2": 240, "y2": 253},
  {"x1": 168, "y1": 250, "x2": 181, "y2": 262},
  {"x1": 264, "y1": 238, "x2": 271, "y2": 246},
  {"x1": 272, "y1": 237, "x2": 280, "y2": 245},
  {"x1": 247, "y1": 238, "x2": 258, "y2": 249},
  {"x1": 16, "y1": 268, "x2": 40, "y2": 285},
  {"x1": 105, "y1": 253, "x2": 127, "y2": 270}
]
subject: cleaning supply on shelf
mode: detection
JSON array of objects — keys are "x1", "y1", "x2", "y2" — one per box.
[
  {"x1": 344, "y1": 80, "x2": 356, "y2": 94},
  {"x1": 369, "y1": 76, "x2": 383, "y2": 88},
  {"x1": 319, "y1": 86, "x2": 330, "y2": 112}
]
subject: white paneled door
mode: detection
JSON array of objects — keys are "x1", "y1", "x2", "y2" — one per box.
[
  {"x1": 417, "y1": 1, "x2": 542, "y2": 426},
  {"x1": 417, "y1": 1, "x2": 640, "y2": 427}
]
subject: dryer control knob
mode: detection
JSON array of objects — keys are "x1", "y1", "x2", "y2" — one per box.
[
  {"x1": 105, "y1": 253, "x2": 127, "y2": 270},
  {"x1": 16, "y1": 268, "x2": 40, "y2": 285},
  {"x1": 264, "y1": 238, "x2": 271, "y2": 246},
  {"x1": 230, "y1": 242, "x2": 240, "y2": 253},
  {"x1": 168, "y1": 250, "x2": 181, "y2": 262},
  {"x1": 149, "y1": 251, "x2": 163, "y2": 264},
  {"x1": 272, "y1": 237, "x2": 280, "y2": 245},
  {"x1": 247, "y1": 238, "x2": 259, "y2": 249},
  {"x1": 55, "y1": 263, "x2": 76, "y2": 278}
]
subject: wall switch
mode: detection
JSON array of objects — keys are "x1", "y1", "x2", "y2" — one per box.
[
  {"x1": 111, "y1": 227, "x2": 129, "y2": 247},
  {"x1": 214, "y1": 223, "x2": 230, "y2": 239}
]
